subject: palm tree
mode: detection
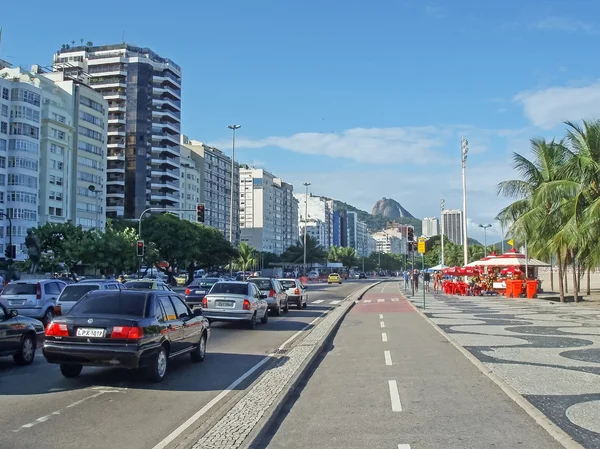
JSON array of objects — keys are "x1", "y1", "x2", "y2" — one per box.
[
  {"x1": 328, "y1": 246, "x2": 341, "y2": 262},
  {"x1": 337, "y1": 247, "x2": 358, "y2": 269},
  {"x1": 281, "y1": 235, "x2": 327, "y2": 265},
  {"x1": 234, "y1": 243, "x2": 257, "y2": 280}
]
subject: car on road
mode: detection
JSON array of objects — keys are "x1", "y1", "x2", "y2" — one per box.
[
  {"x1": 55, "y1": 279, "x2": 123, "y2": 316},
  {"x1": 123, "y1": 279, "x2": 174, "y2": 291},
  {"x1": 328, "y1": 273, "x2": 342, "y2": 284},
  {"x1": 0, "y1": 303, "x2": 45, "y2": 365},
  {"x1": 0, "y1": 279, "x2": 67, "y2": 326},
  {"x1": 184, "y1": 277, "x2": 224, "y2": 309},
  {"x1": 279, "y1": 279, "x2": 308, "y2": 309},
  {"x1": 201, "y1": 281, "x2": 269, "y2": 328},
  {"x1": 247, "y1": 277, "x2": 289, "y2": 315},
  {"x1": 359, "y1": 272, "x2": 367, "y2": 279},
  {"x1": 43, "y1": 289, "x2": 209, "y2": 382}
]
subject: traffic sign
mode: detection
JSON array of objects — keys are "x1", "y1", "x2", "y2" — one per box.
[{"x1": 417, "y1": 237, "x2": 426, "y2": 254}]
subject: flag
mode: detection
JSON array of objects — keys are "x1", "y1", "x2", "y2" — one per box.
[{"x1": 507, "y1": 239, "x2": 514, "y2": 247}]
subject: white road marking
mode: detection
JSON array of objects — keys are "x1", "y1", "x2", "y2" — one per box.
[
  {"x1": 48, "y1": 388, "x2": 65, "y2": 393},
  {"x1": 388, "y1": 380, "x2": 403, "y2": 412},
  {"x1": 379, "y1": 314, "x2": 384, "y2": 319},
  {"x1": 377, "y1": 298, "x2": 385, "y2": 303},
  {"x1": 392, "y1": 298, "x2": 400, "y2": 302},
  {"x1": 381, "y1": 283, "x2": 387, "y2": 292},
  {"x1": 380, "y1": 321, "x2": 385, "y2": 328},
  {"x1": 382, "y1": 332, "x2": 388, "y2": 342},
  {"x1": 363, "y1": 299, "x2": 371, "y2": 303},
  {"x1": 384, "y1": 350, "x2": 393, "y2": 365},
  {"x1": 312, "y1": 300, "x2": 324, "y2": 304},
  {"x1": 398, "y1": 445, "x2": 411, "y2": 449},
  {"x1": 330, "y1": 300, "x2": 341, "y2": 305}
]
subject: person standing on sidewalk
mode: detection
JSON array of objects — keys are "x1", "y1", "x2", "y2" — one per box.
[
  {"x1": 423, "y1": 271, "x2": 431, "y2": 292},
  {"x1": 404, "y1": 271, "x2": 410, "y2": 290},
  {"x1": 413, "y1": 269, "x2": 420, "y2": 293}
]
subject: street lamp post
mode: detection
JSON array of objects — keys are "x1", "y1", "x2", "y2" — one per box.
[
  {"x1": 440, "y1": 198, "x2": 445, "y2": 266},
  {"x1": 227, "y1": 124, "x2": 241, "y2": 277},
  {"x1": 302, "y1": 182, "x2": 311, "y2": 275},
  {"x1": 461, "y1": 137, "x2": 469, "y2": 265},
  {"x1": 478, "y1": 224, "x2": 492, "y2": 256}
]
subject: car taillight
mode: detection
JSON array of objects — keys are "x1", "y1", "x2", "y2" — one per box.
[
  {"x1": 36, "y1": 283, "x2": 42, "y2": 300},
  {"x1": 269, "y1": 289, "x2": 276, "y2": 297},
  {"x1": 45, "y1": 322, "x2": 68, "y2": 337},
  {"x1": 202, "y1": 297, "x2": 208, "y2": 308},
  {"x1": 243, "y1": 299, "x2": 251, "y2": 310},
  {"x1": 294, "y1": 288, "x2": 300, "y2": 295},
  {"x1": 111, "y1": 326, "x2": 144, "y2": 339},
  {"x1": 185, "y1": 288, "x2": 191, "y2": 295}
]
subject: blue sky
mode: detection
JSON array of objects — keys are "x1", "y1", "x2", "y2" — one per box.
[{"x1": 2, "y1": 0, "x2": 600, "y2": 242}]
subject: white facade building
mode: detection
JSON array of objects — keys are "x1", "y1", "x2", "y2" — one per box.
[
  {"x1": 299, "y1": 218, "x2": 326, "y2": 248},
  {"x1": 422, "y1": 217, "x2": 439, "y2": 237},
  {"x1": 372, "y1": 231, "x2": 401, "y2": 254},
  {"x1": 239, "y1": 167, "x2": 298, "y2": 255},
  {"x1": 294, "y1": 193, "x2": 333, "y2": 249},
  {"x1": 178, "y1": 143, "x2": 203, "y2": 222},
  {"x1": 53, "y1": 43, "x2": 182, "y2": 219},
  {"x1": 443, "y1": 209, "x2": 463, "y2": 244},
  {"x1": 180, "y1": 135, "x2": 239, "y2": 244}
]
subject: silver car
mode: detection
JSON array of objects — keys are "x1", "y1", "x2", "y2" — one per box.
[
  {"x1": 202, "y1": 281, "x2": 269, "y2": 329},
  {"x1": 0, "y1": 279, "x2": 67, "y2": 325}
]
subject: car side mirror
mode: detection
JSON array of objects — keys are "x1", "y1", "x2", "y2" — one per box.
[
  {"x1": 10, "y1": 309, "x2": 18, "y2": 317},
  {"x1": 193, "y1": 308, "x2": 203, "y2": 316},
  {"x1": 260, "y1": 293, "x2": 268, "y2": 299}
]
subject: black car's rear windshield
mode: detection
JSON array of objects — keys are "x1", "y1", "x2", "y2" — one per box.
[
  {"x1": 68, "y1": 292, "x2": 148, "y2": 317},
  {"x1": 1, "y1": 283, "x2": 37, "y2": 295},
  {"x1": 248, "y1": 279, "x2": 272, "y2": 290},
  {"x1": 125, "y1": 282, "x2": 153, "y2": 289},
  {"x1": 209, "y1": 283, "x2": 248, "y2": 295},
  {"x1": 280, "y1": 280, "x2": 296, "y2": 289},
  {"x1": 59, "y1": 285, "x2": 99, "y2": 302},
  {"x1": 193, "y1": 278, "x2": 219, "y2": 288}
]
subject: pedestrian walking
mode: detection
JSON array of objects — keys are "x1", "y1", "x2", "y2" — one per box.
[
  {"x1": 423, "y1": 271, "x2": 431, "y2": 292},
  {"x1": 404, "y1": 271, "x2": 410, "y2": 290},
  {"x1": 413, "y1": 269, "x2": 420, "y2": 293}
]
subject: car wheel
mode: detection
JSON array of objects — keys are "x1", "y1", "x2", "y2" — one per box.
[
  {"x1": 247, "y1": 313, "x2": 257, "y2": 329},
  {"x1": 339, "y1": 282, "x2": 342, "y2": 284},
  {"x1": 283, "y1": 300, "x2": 289, "y2": 313},
  {"x1": 191, "y1": 334, "x2": 206, "y2": 363},
  {"x1": 60, "y1": 364, "x2": 82, "y2": 378},
  {"x1": 13, "y1": 334, "x2": 35, "y2": 365},
  {"x1": 147, "y1": 346, "x2": 168, "y2": 382},
  {"x1": 261, "y1": 309, "x2": 269, "y2": 324},
  {"x1": 43, "y1": 308, "x2": 54, "y2": 326},
  {"x1": 297, "y1": 299, "x2": 302, "y2": 309},
  {"x1": 273, "y1": 303, "x2": 281, "y2": 316},
  {"x1": 302, "y1": 299, "x2": 308, "y2": 308}
]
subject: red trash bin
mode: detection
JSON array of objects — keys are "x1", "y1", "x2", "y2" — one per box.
[
  {"x1": 525, "y1": 280, "x2": 538, "y2": 299},
  {"x1": 511, "y1": 280, "x2": 524, "y2": 298},
  {"x1": 505, "y1": 279, "x2": 513, "y2": 298}
]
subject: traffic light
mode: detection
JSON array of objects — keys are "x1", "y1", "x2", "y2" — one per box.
[
  {"x1": 196, "y1": 203, "x2": 205, "y2": 223},
  {"x1": 407, "y1": 227, "x2": 414, "y2": 242},
  {"x1": 4, "y1": 244, "x2": 15, "y2": 259},
  {"x1": 136, "y1": 240, "x2": 144, "y2": 257}
]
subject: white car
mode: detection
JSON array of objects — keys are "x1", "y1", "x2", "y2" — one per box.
[
  {"x1": 202, "y1": 281, "x2": 269, "y2": 329},
  {"x1": 279, "y1": 279, "x2": 308, "y2": 309}
]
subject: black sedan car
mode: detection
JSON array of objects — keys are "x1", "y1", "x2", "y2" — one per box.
[
  {"x1": 43, "y1": 290, "x2": 209, "y2": 382},
  {"x1": 0, "y1": 303, "x2": 45, "y2": 365},
  {"x1": 184, "y1": 277, "x2": 224, "y2": 309}
]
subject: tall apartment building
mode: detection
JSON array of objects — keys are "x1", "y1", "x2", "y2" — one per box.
[
  {"x1": 442, "y1": 209, "x2": 463, "y2": 244},
  {"x1": 53, "y1": 43, "x2": 182, "y2": 219},
  {"x1": 294, "y1": 194, "x2": 334, "y2": 249},
  {"x1": 356, "y1": 220, "x2": 370, "y2": 257},
  {"x1": 178, "y1": 143, "x2": 203, "y2": 222},
  {"x1": 347, "y1": 212, "x2": 358, "y2": 250},
  {"x1": 299, "y1": 218, "x2": 326, "y2": 248},
  {"x1": 372, "y1": 231, "x2": 401, "y2": 254},
  {"x1": 180, "y1": 136, "x2": 239, "y2": 244},
  {"x1": 239, "y1": 167, "x2": 298, "y2": 255},
  {"x1": 422, "y1": 217, "x2": 439, "y2": 237}
]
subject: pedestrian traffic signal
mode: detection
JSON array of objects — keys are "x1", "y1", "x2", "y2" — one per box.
[
  {"x1": 196, "y1": 204, "x2": 205, "y2": 223},
  {"x1": 136, "y1": 240, "x2": 144, "y2": 257},
  {"x1": 4, "y1": 244, "x2": 15, "y2": 259},
  {"x1": 407, "y1": 227, "x2": 414, "y2": 242}
]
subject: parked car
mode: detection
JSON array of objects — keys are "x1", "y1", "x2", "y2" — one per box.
[
  {"x1": 202, "y1": 281, "x2": 269, "y2": 328},
  {"x1": 55, "y1": 279, "x2": 123, "y2": 316},
  {"x1": 279, "y1": 279, "x2": 308, "y2": 309},
  {"x1": 328, "y1": 273, "x2": 342, "y2": 284},
  {"x1": 0, "y1": 303, "x2": 45, "y2": 365},
  {"x1": 359, "y1": 272, "x2": 367, "y2": 279},
  {"x1": 0, "y1": 279, "x2": 67, "y2": 325},
  {"x1": 123, "y1": 279, "x2": 173, "y2": 291},
  {"x1": 247, "y1": 278, "x2": 289, "y2": 315},
  {"x1": 43, "y1": 290, "x2": 209, "y2": 382},
  {"x1": 184, "y1": 277, "x2": 224, "y2": 309}
]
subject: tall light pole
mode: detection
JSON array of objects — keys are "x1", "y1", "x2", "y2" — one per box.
[
  {"x1": 478, "y1": 224, "x2": 492, "y2": 256},
  {"x1": 440, "y1": 198, "x2": 445, "y2": 267},
  {"x1": 461, "y1": 137, "x2": 469, "y2": 266},
  {"x1": 228, "y1": 124, "x2": 241, "y2": 277},
  {"x1": 302, "y1": 182, "x2": 311, "y2": 275}
]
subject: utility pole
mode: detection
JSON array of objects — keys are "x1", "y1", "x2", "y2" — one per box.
[
  {"x1": 440, "y1": 198, "x2": 445, "y2": 267},
  {"x1": 227, "y1": 124, "x2": 241, "y2": 277},
  {"x1": 478, "y1": 224, "x2": 492, "y2": 256},
  {"x1": 461, "y1": 137, "x2": 469, "y2": 266},
  {"x1": 302, "y1": 182, "x2": 311, "y2": 275}
]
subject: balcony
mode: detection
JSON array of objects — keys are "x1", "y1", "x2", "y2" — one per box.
[
  {"x1": 151, "y1": 178, "x2": 179, "y2": 191},
  {"x1": 154, "y1": 85, "x2": 180, "y2": 100},
  {"x1": 154, "y1": 71, "x2": 181, "y2": 87},
  {"x1": 107, "y1": 114, "x2": 126, "y2": 124},
  {"x1": 151, "y1": 157, "x2": 179, "y2": 169},
  {"x1": 151, "y1": 132, "x2": 179, "y2": 145},
  {"x1": 103, "y1": 90, "x2": 127, "y2": 100},
  {"x1": 152, "y1": 108, "x2": 180, "y2": 122},
  {"x1": 107, "y1": 129, "x2": 126, "y2": 138},
  {"x1": 151, "y1": 168, "x2": 179, "y2": 180},
  {"x1": 151, "y1": 145, "x2": 179, "y2": 158},
  {"x1": 159, "y1": 121, "x2": 180, "y2": 133},
  {"x1": 151, "y1": 191, "x2": 180, "y2": 202},
  {"x1": 106, "y1": 191, "x2": 125, "y2": 198},
  {"x1": 153, "y1": 97, "x2": 180, "y2": 112},
  {"x1": 107, "y1": 178, "x2": 125, "y2": 186},
  {"x1": 108, "y1": 103, "x2": 126, "y2": 112}
]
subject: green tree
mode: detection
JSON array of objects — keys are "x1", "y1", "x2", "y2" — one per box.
[{"x1": 281, "y1": 235, "x2": 327, "y2": 265}]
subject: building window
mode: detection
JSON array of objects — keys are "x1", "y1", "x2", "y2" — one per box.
[
  {"x1": 77, "y1": 171, "x2": 101, "y2": 183},
  {"x1": 50, "y1": 128, "x2": 66, "y2": 140},
  {"x1": 8, "y1": 173, "x2": 37, "y2": 188},
  {"x1": 7, "y1": 192, "x2": 37, "y2": 204},
  {"x1": 79, "y1": 110, "x2": 104, "y2": 127},
  {"x1": 49, "y1": 175, "x2": 63, "y2": 186},
  {"x1": 52, "y1": 113, "x2": 66, "y2": 124},
  {"x1": 80, "y1": 96, "x2": 105, "y2": 114},
  {"x1": 1, "y1": 105, "x2": 7, "y2": 117},
  {"x1": 78, "y1": 141, "x2": 103, "y2": 157},
  {"x1": 50, "y1": 143, "x2": 64, "y2": 155},
  {"x1": 78, "y1": 156, "x2": 102, "y2": 170},
  {"x1": 1, "y1": 88, "x2": 8, "y2": 100},
  {"x1": 78, "y1": 125, "x2": 103, "y2": 142},
  {"x1": 8, "y1": 139, "x2": 39, "y2": 154},
  {"x1": 10, "y1": 88, "x2": 41, "y2": 107},
  {"x1": 8, "y1": 156, "x2": 38, "y2": 171},
  {"x1": 11, "y1": 105, "x2": 40, "y2": 123},
  {"x1": 7, "y1": 208, "x2": 37, "y2": 221},
  {"x1": 50, "y1": 160, "x2": 64, "y2": 170},
  {"x1": 10, "y1": 122, "x2": 39, "y2": 139},
  {"x1": 0, "y1": 122, "x2": 6, "y2": 134},
  {"x1": 48, "y1": 191, "x2": 63, "y2": 201},
  {"x1": 0, "y1": 139, "x2": 6, "y2": 152}
]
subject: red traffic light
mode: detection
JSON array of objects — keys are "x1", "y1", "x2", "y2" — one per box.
[{"x1": 137, "y1": 241, "x2": 143, "y2": 248}]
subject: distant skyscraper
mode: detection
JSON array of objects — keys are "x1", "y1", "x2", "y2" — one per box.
[
  {"x1": 422, "y1": 217, "x2": 439, "y2": 237},
  {"x1": 442, "y1": 209, "x2": 463, "y2": 244}
]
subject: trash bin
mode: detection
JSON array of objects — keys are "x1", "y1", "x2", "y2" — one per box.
[
  {"x1": 505, "y1": 279, "x2": 513, "y2": 298},
  {"x1": 526, "y1": 280, "x2": 538, "y2": 299},
  {"x1": 511, "y1": 280, "x2": 524, "y2": 298}
]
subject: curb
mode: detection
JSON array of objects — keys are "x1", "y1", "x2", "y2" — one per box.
[
  {"x1": 241, "y1": 281, "x2": 383, "y2": 449},
  {"x1": 406, "y1": 295, "x2": 586, "y2": 449}
]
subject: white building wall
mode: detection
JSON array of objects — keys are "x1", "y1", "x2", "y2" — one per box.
[
  {"x1": 443, "y1": 209, "x2": 463, "y2": 244},
  {"x1": 178, "y1": 144, "x2": 202, "y2": 222},
  {"x1": 299, "y1": 218, "x2": 326, "y2": 248},
  {"x1": 294, "y1": 193, "x2": 333, "y2": 250},
  {"x1": 422, "y1": 217, "x2": 439, "y2": 237},
  {"x1": 372, "y1": 231, "x2": 401, "y2": 254}
]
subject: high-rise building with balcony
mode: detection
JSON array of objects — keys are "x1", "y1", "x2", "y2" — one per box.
[
  {"x1": 178, "y1": 143, "x2": 203, "y2": 223},
  {"x1": 422, "y1": 217, "x2": 439, "y2": 237},
  {"x1": 53, "y1": 43, "x2": 182, "y2": 219},
  {"x1": 294, "y1": 194, "x2": 334, "y2": 250},
  {"x1": 442, "y1": 209, "x2": 463, "y2": 244}
]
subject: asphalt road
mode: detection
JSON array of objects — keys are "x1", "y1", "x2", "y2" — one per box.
[
  {"x1": 258, "y1": 282, "x2": 564, "y2": 449},
  {"x1": 0, "y1": 280, "x2": 373, "y2": 449}
]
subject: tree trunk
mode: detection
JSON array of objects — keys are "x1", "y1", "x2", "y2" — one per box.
[
  {"x1": 550, "y1": 256, "x2": 554, "y2": 291},
  {"x1": 557, "y1": 252, "x2": 565, "y2": 302},
  {"x1": 571, "y1": 249, "x2": 579, "y2": 303},
  {"x1": 577, "y1": 261, "x2": 582, "y2": 291},
  {"x1": 587, "y1": 267, "x2": 591, "y2": 296},
  {"x1": 564, "y1": 262, "x2": 568, "y2": 293}
]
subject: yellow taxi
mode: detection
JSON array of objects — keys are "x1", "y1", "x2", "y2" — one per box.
[{"x1": 327, "y1": 273, "x2": 342, "y2": 284}]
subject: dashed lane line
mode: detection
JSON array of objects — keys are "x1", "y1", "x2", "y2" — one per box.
[
  {"x1": 388, "y1": 380, "x2": 403, "y2": 412},
  {"x1": 384, "y1": 350, "x2": 392, "y2": 366},
  {"x1": 330, "y1": 300, "x2": 341, "y2": 305},
  {"x1": 377, "y1": 298, "x2": 385, "y2": 303},
  {"x1": 382, "y1": 333, "x2": 388, "y2": 342},
  {"x1": 380, "y1": 321, "x2": 385, "y2": 328},
  {"x1": 312, "y1": 300, "x2": 324, "y2": 304}
]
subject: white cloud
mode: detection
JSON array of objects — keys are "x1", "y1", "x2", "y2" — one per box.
[
  {"x1": 533, "y1": 17, "x2": 595, "y2": 33},
  {"x1": 514, "y1": 81, "x2": 600, "y2": 129}
]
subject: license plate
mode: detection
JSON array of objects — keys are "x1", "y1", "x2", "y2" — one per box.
[
  {"x1": 76, "y1": 328, "x2": 105, "y2": 338},
  {"x1": 216, "y1": 301, "x2": 233, "y2": 308},
  {"x1": 9, "y1": 300, "x2": 24, "y2": 305},
  {"x1": 195, "y1": 290, "x2": 206, "y2": 294}
]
